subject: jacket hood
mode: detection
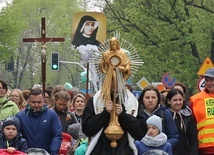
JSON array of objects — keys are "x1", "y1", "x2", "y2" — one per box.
[
  {"x1": 180, "y1": 105, "x2": 192, "y2": 116},
  {"x1": 143, "y1": 104, "x2": 162, "y2": 116},
  {"x1": 25, "y1": 105, "x2": 47, "y2": 117}
]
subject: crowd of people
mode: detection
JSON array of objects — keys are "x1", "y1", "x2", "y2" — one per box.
[
  {"x1": 0, "y1": 81, "x2": 88, "y2": 155},
  {"x1": 1, "y1": 67, "x2": 214, "y2": 154}
]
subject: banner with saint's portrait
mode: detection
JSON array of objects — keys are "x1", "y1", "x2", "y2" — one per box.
[{"x1": 71, "y1": 12, "x2": 106, "y2": 47}]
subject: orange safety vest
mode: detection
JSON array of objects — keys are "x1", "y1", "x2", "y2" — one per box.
[{"x1": 190, "y1": 91, "x2": 214, "y2": 149}]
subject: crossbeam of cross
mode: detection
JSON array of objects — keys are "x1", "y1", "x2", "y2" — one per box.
[{"x1": 23, "y1": 17, "x2": 65, "y2": 95}]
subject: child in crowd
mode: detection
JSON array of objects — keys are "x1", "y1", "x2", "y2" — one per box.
[
  {"x1": 135, "y1": 115, "x2": 172, "y2": 155},
  {"x1": 0, "y1": 116, "x2": 28, "y2": 153}
]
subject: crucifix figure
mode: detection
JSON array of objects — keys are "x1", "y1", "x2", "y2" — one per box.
[{"x1": 23, "y1": 17, "x2": 65, "y2": 95}]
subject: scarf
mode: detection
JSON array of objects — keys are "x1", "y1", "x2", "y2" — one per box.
[{"x1": 142, "y1": 132, "x2": 167, "y2": 147}]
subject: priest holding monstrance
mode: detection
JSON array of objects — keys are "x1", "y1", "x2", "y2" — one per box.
[{"x1": 82, "y1": 37, "x2": 147, "y2": 155}]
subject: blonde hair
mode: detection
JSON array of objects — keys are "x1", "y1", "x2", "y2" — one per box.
[
  {"x1": 10, "y1": 89, "x2": 27, "y2": 110},
  {"x1": 72, "y1": 93, "x2": 87, "y2": 105}
]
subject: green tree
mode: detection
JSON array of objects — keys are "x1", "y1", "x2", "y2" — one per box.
[
  {"x1": 104, "y1": 0, "x2": 214, "y2": 97},
  {"x1": 0, "y1": 3, "x2": 25, "y2": 63},
  {"x1": 0, "y1": 0, "x2": 84, "y2": 89}
]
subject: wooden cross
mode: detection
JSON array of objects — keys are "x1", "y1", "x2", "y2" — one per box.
[{"x1": 23, "y1": 17, "x2": 65, "y2": 95}]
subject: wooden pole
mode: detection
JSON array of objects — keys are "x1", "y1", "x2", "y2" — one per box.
[{"x1": 86, "y1": 62, "x2": 89, "y2": 101}]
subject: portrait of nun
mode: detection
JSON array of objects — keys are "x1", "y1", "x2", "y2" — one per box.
[
  {"x1": 71, "y1": 12, "x2": 106, "y2": 92},
  {"x1": 72, "y1": 15, "x2": 101, "y2": 47}
]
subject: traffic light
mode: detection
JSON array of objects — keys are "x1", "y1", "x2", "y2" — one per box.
[{"x1": 51, "y1": 52, "x2": 59, "y2": 71}]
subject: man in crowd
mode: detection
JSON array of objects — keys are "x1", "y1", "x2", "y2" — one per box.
[
  {"x1": 16, "y1": 88, "x2": 62, "y2": 155},
  {"x1": 82, "y1": 37, "x2": 147, "y2": 155},
  {"x1": 190, "y1": 68, "x2": 214, "y2": 155}
]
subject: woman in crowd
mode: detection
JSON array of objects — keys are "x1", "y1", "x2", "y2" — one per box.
[
  {"x1": 171, "y1": 82, "x2": 190, "y2": 105},
  {"x1": 0, "y1": 80, "x2": 19, "y2": 120},
  {"x1": 53, "y1": 90, "x2": 77, "y2": 133},
  {"x1": 49, "y1": 85, "x2": 66, "y2": 109},
  {"x1": 165, "y1": 89, "x2": 198, "y2": 155},
  {"x1": 137, "y1": 84, "x2": 178, "y2": 148},
  {"x1": 72, "y1": 93, "x2": 87, "y2": 123},
  {"x1": 10, "y1": 89, "x2": 27, "y2": 111},
  {"x1": 68, "y1": 93, "x2": 87, "y2": 140},
  {"x1": 67, "y1": 93, "x2": 88, "y2": 154}
]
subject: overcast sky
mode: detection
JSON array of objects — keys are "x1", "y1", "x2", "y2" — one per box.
[
  {"x1": 0, "y1": 1, "x2": 6, "y2": 10},
  {"x1": 0, "y1": 0, "x2": 12, "y2": 11}
]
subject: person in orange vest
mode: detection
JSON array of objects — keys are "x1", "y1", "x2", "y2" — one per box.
[{"x1": 190, "y1": 68, "x2": 214, "y2": 155}]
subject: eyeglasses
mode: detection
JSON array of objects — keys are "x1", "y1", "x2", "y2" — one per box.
[
  {"x1": 0, "y1": 87, "x2": 6, "y2": 90},
  {"x1": 10, "y1": 95, "x2": 19, "y2": 98}
]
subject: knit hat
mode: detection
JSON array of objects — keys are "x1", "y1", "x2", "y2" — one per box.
[
  {"x1": 146, "y1": 115, "x2": 162, "y2": 132},
  {"x1": 2, "y1": 116, "x2": 20, "y2": 131}
]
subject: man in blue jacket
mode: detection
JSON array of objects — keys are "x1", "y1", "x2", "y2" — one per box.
[{"x1": 16, "y1": 88, "x2": 62, "y2": 155}]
